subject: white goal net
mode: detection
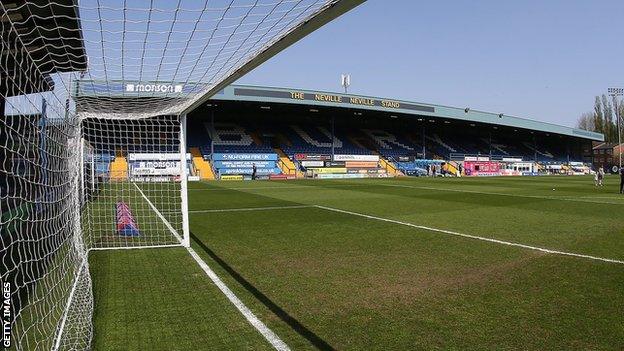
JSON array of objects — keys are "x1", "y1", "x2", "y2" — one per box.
[
  {"x1": 0, "y1": 0, "x2": 359, "y2": 350},
  {"x1": 81, "y1": 115, "x2": 186, "y2": 250}
]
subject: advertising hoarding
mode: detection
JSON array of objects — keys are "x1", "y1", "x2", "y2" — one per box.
[
  {"x1": 212, "y1": 153, "x2": 278, "y2": 161},
  {"x1": 309, "y1": 167, "x2": 347, "y2": 174},
  {"x1": 463, "y1": 161, "x2": 500, "y2": 176},
  {"x1": 333, "y1": 154, "x2": 380, "y2": 162},
  {"x1": 300, "y1": 160, "x2": 325, "y2": 167},
  {"x1": 345, "y1": 161, "x2": 378, "y2": 168},
  {"x1": 213, "y1": 160, "x2": 275, "y2": 168},
  {"x1": 294, "y1": 154, "x2": 331, "y2": 161}
]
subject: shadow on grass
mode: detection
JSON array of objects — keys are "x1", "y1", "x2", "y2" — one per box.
[{"x1": 190, "y1": 231, "x2": 336, "y2": 351}]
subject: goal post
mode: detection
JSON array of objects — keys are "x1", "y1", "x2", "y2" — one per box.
[{"x1": 180, "y1": 114, "x2": 191, "y2": 248}]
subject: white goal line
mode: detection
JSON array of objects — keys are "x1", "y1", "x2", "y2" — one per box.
[
  {"x1": 132, "y1": 182, "x2": 290, "y2": 350},
  {"x1": 188, "y1": 205, "x2": 314, "y2": 213}
]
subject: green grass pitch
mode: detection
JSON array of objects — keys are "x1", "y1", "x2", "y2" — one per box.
[{"x1": 90, "y1": 176, "x2": 624, "y2": 350}]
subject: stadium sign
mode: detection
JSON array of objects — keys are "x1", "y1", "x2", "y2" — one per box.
[
  {"x1": 125, "y1": 83, "x2": 183, "y2": 93},
  {"x1": 234, "y1": 88, "x2": 435, "y2": 113}
]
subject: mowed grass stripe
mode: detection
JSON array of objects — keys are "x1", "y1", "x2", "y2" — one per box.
[
  {"x1": 204, "y1": 178, "x2": 624, "y2": 260},
  {"x1": 315, "y1": 205, "x2": 624, "y2": 265},
  {"x1": 90, "y1": 248, "x2": 273, "y2": 351},
  {"x1": 190, "y1": 176, "x2": 624, "y2": 207},
  {"x1": 189, "y1": 206, "x2": 624, "y2": 350}
]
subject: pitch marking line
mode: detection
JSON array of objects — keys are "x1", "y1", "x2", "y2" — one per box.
[
  {"x1": 188, "y1": 184, "x2": 367, "y2": 192},
  {"x1": 132, "y1": 183, "x2": 290, "y2": 350},
  {"x1": 314, "y1": 205, "x2": 624, "y2": 265},
  {"x1": 189, "y1": 205, "x2": 314, "y2": 213},
  {"x1": 186, "y1": 247, "x2": 291, "y2": 351},
  {"x1": 381, "y1": 183, "x2": 624, "y2": 205}
]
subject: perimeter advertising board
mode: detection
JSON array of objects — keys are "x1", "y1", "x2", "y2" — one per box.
[
  {"x1": 131, "y1": 160, "x2": 181, "y2": 176},
  {"x1": 345, "y1": 161, "x2": 378, "y2": 168},
  {"x1": 309, "y1": 168, "x2": 347, "y2": 174},
  {"x1": 463, "y1": 161, "x2": 500, "y2": 176},
  {"x1": 300, "y1": 160, "x2": 325, "y2": 167},
  {"x1": 212, "y1": 153, "x2": 278, "y2": 161},
  {"x1": 333, "y1": 154, "x2": 380, "y2": 162},
  {"x1": 295, "y1": 154, "x2": 331, "y2": 161},
  {"x1": 129, "y1": 153, "x2": 191, "y2": 161},
  {"x1": 325, "y1": 161, "x2": 346, "y2": 167},
  {"x1": 221, "y1": 175, "x2": 243, "y2": 180},
  {"x1": 213, "y1": 160, "x2": 275, "y2": 168},
  {"x1": 219, "y1": 167, "x2": 281, "y2": 175}
]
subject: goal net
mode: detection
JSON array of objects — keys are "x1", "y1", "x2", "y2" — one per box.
[
  {"x1": 0, "y1": 0, "x2": 360, "y2": 350},
  {"x1": 81, "y1": 115, "x2": 186, "y2": 250}
]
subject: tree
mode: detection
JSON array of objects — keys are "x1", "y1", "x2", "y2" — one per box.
[
  {"x1": 594, "y1": 96, "x2": 604, "y2": 135},
  {"x1": 576, "y1": 112, "x2": 595, "y2": 131},
  {"x1": 602, "y1": 94, "x2": 614, "y2": 141},
  {"x1": 615, "y1": 97, "x2": 624, "y2": 142},
  {"x1": 577, "y1": 95, "x2": 623, "y2": 142}
]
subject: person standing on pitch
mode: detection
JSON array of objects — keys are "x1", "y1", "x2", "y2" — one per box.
[
  {"x1": 619, "y1": 166, "x2": 624, "y2": 194},
  {"x1": 598, "y1": 167, "x2": 604, "y2": 186},
  {"x1": 252, "y1": 163, "x2": 257, "y2": 180}
]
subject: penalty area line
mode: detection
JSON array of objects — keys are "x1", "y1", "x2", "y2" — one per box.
[
  {"x1": 132, "y1": 182, "x2": 290, "y2": 350},
  {"x1": 314, "y1": 205, "x2": 624, "y2": 265}
]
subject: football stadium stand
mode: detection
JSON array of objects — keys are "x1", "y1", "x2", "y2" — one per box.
[
  {"x1": 75, "y1": 82, "x2": 600, "y2": 179},
  {"x1": 279, "y1": 125, "x2": 373, "y2": 157}
]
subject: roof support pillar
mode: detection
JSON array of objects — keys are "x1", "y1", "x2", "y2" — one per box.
[{"x1": 421, "y1": 124, "x2": 426, "y2": 159}]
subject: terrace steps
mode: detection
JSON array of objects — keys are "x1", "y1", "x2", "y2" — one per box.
[
  {"x1": 444, "y1": 161, "x2": 459, "y2": 176},
  {"x1": 378, "y1": 155, "x2": 402, "y2": 176},
  {"x1": 190, "y1": 147, "x2": 215, "y2": 180},
  {"x1": 275, "y1": 148, "x2": 300, "y2": 177},
  {"x1": 110, "y1": 156, "x2": 128, "y2": 180}
]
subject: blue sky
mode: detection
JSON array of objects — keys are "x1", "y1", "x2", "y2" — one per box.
[{"x1": 237, "y1": 0, "x2": 624, "y2": 127}]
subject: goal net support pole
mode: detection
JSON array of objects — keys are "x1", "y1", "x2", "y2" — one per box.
[{"x1": 180, "y1": 114, "x2": 191, "y2": 248}]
